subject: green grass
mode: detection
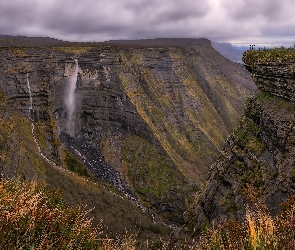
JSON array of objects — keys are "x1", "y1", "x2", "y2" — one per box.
[
  {"x1": 62, "y1": 149, "x2": 90, "y2": 177},
  {"x1": 122, "y1": 134, "x2": 197, "y2": 222},
  {"x1": 243, "y1": 48, "x2": 295, "y2": 64},
  {"x1": 233, "y1": 117, "x2": 261, "y2": 148},
  {"x1": 257, "y1": 91, "x2": 274, "y2": 104}
]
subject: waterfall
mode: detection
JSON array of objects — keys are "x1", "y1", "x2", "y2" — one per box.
[
  {"x1": 26, "y1": 73, "x2": 33, "y2": 120},
  {"x1": 26, "y1": 71, "x2": 150, "y2": 216},
  {"x1": 65, "y1": 59, "x2": 78, "y2": 136},
  {"x1": 26, "y1": 74, "x2": 84, "y2": 172}
]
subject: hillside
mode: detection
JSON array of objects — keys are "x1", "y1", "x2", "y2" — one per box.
[
  {"x1": 0, "y1": 90, "x2": 164, "y2": 241},
  {"x1": 0, "y1": 37, "x2": 254, "y2": 234},
  {"x1": 189, "y1": 48, "x2": 295, "y2": 236}
]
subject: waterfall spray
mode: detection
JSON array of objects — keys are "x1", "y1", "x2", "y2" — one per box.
[
  {"x1": 26, "y1": 73, "x2": 150, "y2": 215},
  {"x1": 65, "y1": 59, "x2": 78, "y2": 136},
  {"x1": 27, "y1": 73, "x2": 33, "y2": 120}
]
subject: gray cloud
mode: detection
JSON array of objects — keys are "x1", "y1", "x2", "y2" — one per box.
[
  {"x1": 0, "y1": 0, "x2": 295, "y2": 44},
  {"x1": 221, "y1": 0, "x2": 285, "y2": 20}
]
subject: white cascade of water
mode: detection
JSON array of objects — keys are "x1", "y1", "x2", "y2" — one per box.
[
  {"x1": 65, "y1": 59, "x2": 78, "y2": 136},
  {"x1": 26, "y1": 73, "x2": 33, "y2": 119},
  {"x1": 26, "y1": 73, "x2": 150, "y2": 216},
  {"x1": 26, "y1": 74, "x2": 89, "y2": 175}
]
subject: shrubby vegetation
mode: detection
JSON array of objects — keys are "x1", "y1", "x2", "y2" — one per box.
[
  {"x1": 0, "y1": 177, "x2": 139, "y2": 250},
  {"x1": 195, "y1": 194, "x2": 295, "y2": 249},
  {"x1": 3, "y1": 177, "x2": 295, "y2": 249},
  {"x1": 243, "y1": 47, "x2": 295, "y2": 64}
]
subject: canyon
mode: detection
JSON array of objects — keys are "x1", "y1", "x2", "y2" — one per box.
[{"x1": 0, "y1": 37, "x2": 254, "y2": 239}]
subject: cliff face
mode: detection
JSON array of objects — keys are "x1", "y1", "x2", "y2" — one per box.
[
  {"x1": 0, "y1": 39, "x2": 254, "y2": 226},
  {"x1": 190, "y1": 49, "x2": 295, "y2": 235}
]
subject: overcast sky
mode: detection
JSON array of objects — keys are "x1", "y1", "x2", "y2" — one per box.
[{"x1": 1, "y1": 0, "x2": 295, "y2": 46}]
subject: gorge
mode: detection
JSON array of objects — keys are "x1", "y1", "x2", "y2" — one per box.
[{"x1": 0, "y1": 37, "x2": 254, "y2": 240}]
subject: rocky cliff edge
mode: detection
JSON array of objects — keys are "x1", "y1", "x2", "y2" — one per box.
[{"x1": 189, "y1": 48, "x2": 295, "y2": 236}]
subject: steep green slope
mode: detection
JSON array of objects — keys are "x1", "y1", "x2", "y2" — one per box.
[{"x1": 119, "y1": 44, "x2": 253, "y2": 181}]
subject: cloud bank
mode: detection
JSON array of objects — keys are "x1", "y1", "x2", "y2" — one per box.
[{"x1": 1, "y1": 0, "x2": 295, "y2": 45}]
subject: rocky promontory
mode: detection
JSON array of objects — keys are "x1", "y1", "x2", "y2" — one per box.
[
  {"x1": 189, "y1": 48, "x2": 295, "y2": 235},
  {"x1": 243, "y1": 49, "x2": 295, "y2": 101}
]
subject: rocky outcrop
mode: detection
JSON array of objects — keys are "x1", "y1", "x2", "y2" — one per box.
[
  {"x1": 243, "y1": 50, "x2": 295, "y2": 101},
  {"x1": 0, "y1": 40, "x2": 254, "y2": 226},
  {"x1": 189, "y1": 48, "x2": 295, "y2": 236}
]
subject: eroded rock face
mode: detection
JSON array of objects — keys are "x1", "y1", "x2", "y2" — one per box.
[
  {"x1": 245, "y1": 61, "x2": 295, "y2": 101},
  {"x1": 0, "y1": 41, "x2": 254, "y2": 225},
  {"x1": 190, "y1": 49, "x2": 295, "y2": 236}
]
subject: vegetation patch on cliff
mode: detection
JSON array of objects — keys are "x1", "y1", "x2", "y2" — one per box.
[
  {"x1": 122, "y1": 134, "x2": 197, "y2": 223},
  {"x1": 243, "y1": 48, "x2": 295, "y2": 64},
  {"x1": 0, "y1": 96, "x2": 47, "y2": 179},
  {"x1": 62, "y1": 149, "x2": 90, "y2": 177}
]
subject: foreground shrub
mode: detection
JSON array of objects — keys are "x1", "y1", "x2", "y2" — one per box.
[
  {"x1": 195, "y1": 197, "x2": 295, "y2": 250},
  {"x1": 0, "y1": 178, "x2": 100, "y2": 249},
  {"x1": 0, "y1": 178, "x2": 138, "y2": 249},
  {"x1": 5, "y1": 177, "x2": 295, "y2": 249}
]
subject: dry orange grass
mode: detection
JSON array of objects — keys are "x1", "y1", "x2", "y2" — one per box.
[
  {"x1": 246, "y1": 205, "x2": 277, "y2": 249},
  {"x1": 195, "y1": 197, "x2": 295, "y2": 250},
  {"x1": 0, "y1": 178, "x2": 138, "y2": 250},
  {"x1": 4, "y1": 177, "x2": 295, "y2": 250}
]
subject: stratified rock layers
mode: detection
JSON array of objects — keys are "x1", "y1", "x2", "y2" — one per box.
[
  {"x1": 190, "y1": 49, "x2": 295, "y2": 235},
  {"x1": 0, "y1": 41, "x2": 253, "y2": 224}
]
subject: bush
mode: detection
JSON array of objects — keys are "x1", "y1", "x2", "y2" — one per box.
[
  {"x1": 0, "y1": 178, "x2": 138, "y2": 250},
  {"x1": 195, "y1": 196, "x2": 295, "y2": 250},
  {"x1": 6, "y1": 177, "x2": 295, "y2": 249}
]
